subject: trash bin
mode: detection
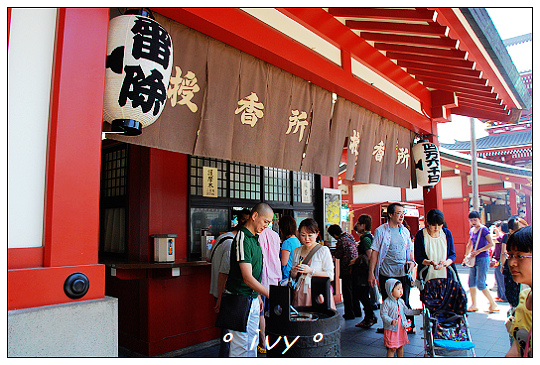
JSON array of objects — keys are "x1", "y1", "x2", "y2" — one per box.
[{"x1": 266, "y1": 277, "x2": 341, "y2": 357}]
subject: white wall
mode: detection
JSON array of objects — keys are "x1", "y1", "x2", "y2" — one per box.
[
  {"x1": 8, "y1": 9, "x2": 57, "y2": 248},
  {"x1": 351, "y1": 183, "x2": 401, "y2": 204},
  {"x1": 406, "y1": 186, "x2": 424, "y2": 202},
  {"x1": 442, "y1": 176, "x2": 463, "y2": 199}
]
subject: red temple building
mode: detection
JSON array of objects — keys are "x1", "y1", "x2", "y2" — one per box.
[
  {"x1": 441, "y1": 70, "x2": 533, "y2": 169},
  {"x1": 8, "y1": 8, "x2": 531, "y2": 356}
]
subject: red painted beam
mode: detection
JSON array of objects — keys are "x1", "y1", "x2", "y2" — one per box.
[
  {"x1": 434, "y1": 8, "x2": 521, "y2": 109},
  {"x1": 278, "y1": 8, "x2": 431, "y2": 104},
  {"x1": 408, "y1": 68, "x2": 488, "y2": 85},
  {"x1": 361, "y1": 32, "x2": 459, "y2": 49},
  {"x1": 441, "y1": 157, "x2": 531, "y2": 185},
  {"x1": 346, "y1": 20, "x2": 448, "y2": 37},
  {"x1": 456, "y1": 93, "x2": 503, "y2": 106},
  {"x1": 459, "y1": 100, "x2": 508, "y2": 113},
  {"x1": 398, "y1": 60, "x2": 482, "y2": 78},
  {"x1": 151, "y1": 8, "x2": 432, "y2": 133},
  {"x1": 452, "y1": 106, "x2": 511, "y2": 122},
  {"x1": 421, "y1": 80, "x2": 498, "y2": 98},
  {"x1": 8, "y1": 265, "x2": 105, "y2": 310},
  {"x1": 432, "y1": 90, "x2": 457, "y2": 108},
  {"x1": 431, "y1": 106, "x2": 450, "y2": 122},
  {"x1": 328, "y1": 7, "x2": 437, "y2": 22},
  {"x1": 463, "y1": 183, "x2": 505, "y2": 193},
  {"x1": 374, "y1": 43, "x2": 467, "y2": 59},
  {"x1": 8, "y1": 247, "x2": 44, "y2": 270},
  {"x1": 415, "y1": 75, "x2": 493, "y2": 93},
  {"x1": 386, "y1": 52, "x2": 475, "y2": 69},
  {"x1": 442, "y1": 170, "x2": 459, "y2": 178}
]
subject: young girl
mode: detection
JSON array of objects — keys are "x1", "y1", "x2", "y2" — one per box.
[{"x1": 380, "y1": 279, "x2": 421, "y2": 357}]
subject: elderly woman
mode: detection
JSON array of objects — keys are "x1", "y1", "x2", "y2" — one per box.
[
  {"x1": 290, "y1": 218, "x2": 336, "y2": 309},
  {"x1": 414, "y1": 209, "x2": 457, "y2": 283}
]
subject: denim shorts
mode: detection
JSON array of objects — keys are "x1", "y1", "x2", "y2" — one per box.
[{"x1": 468, "y1": 255, "x2": 490, "y2": 290}]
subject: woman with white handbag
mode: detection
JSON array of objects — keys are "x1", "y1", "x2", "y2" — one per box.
[{"x1": 463, "y1": 211, "x2": 498, "y2": 313}]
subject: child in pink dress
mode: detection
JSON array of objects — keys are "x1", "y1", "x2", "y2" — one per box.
[{"x1": 380, "y1": 278, "x2": 421, "y2": 357}]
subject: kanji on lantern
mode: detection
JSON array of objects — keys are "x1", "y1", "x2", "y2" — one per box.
[
  {"x1": 119, "y1": 65, "x2": 167, "y2": 116},
  {"x1": 131, "y1": 16, "x2": 172, "y2": 69}
]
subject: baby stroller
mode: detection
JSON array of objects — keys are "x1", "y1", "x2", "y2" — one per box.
[{"x1": 417, "y1": 265, "x2": 475, "y2": 357}]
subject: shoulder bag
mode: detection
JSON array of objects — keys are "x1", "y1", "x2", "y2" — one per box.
[
  {"x1": 463, "y1": 226, "x2": 483, "y2": 268},
  {"x1": 215, "y1": 233, "x2": 261, "y2": 332},
  {"x1": 290, "y1": 244, "x2": 323, "y2": 306}
]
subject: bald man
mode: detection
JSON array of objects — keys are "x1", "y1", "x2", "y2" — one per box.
[{"x1": 224, "y1": 202, "x2": 274, "y2": 357}]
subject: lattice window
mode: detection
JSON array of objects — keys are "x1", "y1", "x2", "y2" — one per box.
[
  {"x1": 264, "y1": 167, "x2": 291, "y2": 202},
  {"x1": 190, "y1": 156, "x2": 227, "y2": 197},
  {"x1": 100, "y1": 144, "x2": 128, "y2": 255},
  {"x1": 230, "y1": 161, "x2": 261, "y2": 200},
  {"x1": 101, "y1": 146, "x2": 127, "y2": 198},
  {"x1": 292, "y1": 170, "x2": 315, "y2": 203}
]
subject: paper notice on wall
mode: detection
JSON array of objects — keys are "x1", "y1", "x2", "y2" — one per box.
[{"x1": 202, "y1": 166, "x2": 218, "y2": 197}]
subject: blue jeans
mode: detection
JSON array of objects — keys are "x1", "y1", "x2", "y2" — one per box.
[
  {"x1": 494, "y1": 264, "x2": 507, "y2": 301},
  {"x1": 468, "y1": 255, "x2": 489, "y2": 290}
]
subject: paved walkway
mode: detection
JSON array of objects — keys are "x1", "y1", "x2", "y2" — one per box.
[{"x1": 123, "y1": 266, "x2": 512, "y2": 357}]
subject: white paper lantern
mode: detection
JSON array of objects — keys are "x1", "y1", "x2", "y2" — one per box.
[
  {"x1": 412, "y1": 140, "x2": 441, "y2": 187},
  {"x1": 103, "y1": 14, "x2": 173, "y2": 135}
]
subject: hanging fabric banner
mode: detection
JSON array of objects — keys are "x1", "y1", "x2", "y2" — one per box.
[
  {"x1": 354, "y1": 108, "x2": 382, "y2": 184},
  {"x1": 109, "y1": 14, "x2": 205, "y2": 152},
  {"x1": 394, "y1": 126, "x2": 415, "y2": 188},
  {"x1": 302, "y1": 94, "x2": 348, "y2": 177},
  {"x1": 107, "y1": 12, "x2": 413, "y2": 186},
  {"x1": 271, "y1": 70, "x2": 312, "y2": 171},
  {"x1": 192, "y1": 38, "x2": 241, "y2": 161},
  {"x1": 345, "y1": 102, "x2": 371, "y2": 181}
]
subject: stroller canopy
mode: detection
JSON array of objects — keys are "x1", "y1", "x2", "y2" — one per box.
[{"x1": 420, "y1": 277, "x2": 467, "y2": 315}]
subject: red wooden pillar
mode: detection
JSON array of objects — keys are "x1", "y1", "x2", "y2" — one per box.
[
  {"x1": 422, "y1": 121, "x2": 443, "y2": 214},
  {"x1": 8, "y1": 8, "x2": 109, "y2": 310},
  {"x1": 524, "y1": 194, "x2": 531, "y2": 224},
  {"x1": 400, "y1": 187, "x2": 407, "y2": 202},
  {"x1": 508, "y1": 188, "x2": 518, "y2": 216}
]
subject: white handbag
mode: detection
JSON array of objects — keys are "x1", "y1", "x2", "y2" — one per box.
[{"x1": 463, "y1": 226, "x2": 483, "y2": 267}]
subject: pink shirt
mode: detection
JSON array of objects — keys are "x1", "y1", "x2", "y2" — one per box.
[{"x1": 258, "y1": 228, "x2": 282, "y2": 289}]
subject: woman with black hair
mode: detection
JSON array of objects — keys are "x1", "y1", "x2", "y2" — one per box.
[
  {"x1": 464, "y1": 210, "x2": 498, "y2": 313},
  {"x1": 414, "y1": 209, "x2": 457, "y2": 283},
  {"x1": 505, "y1": 225, "x2": 532, "y2": 357}
]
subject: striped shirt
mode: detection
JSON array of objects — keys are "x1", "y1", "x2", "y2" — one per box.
[{"x1": 225, "y1": 226, "x2": 263, "y2": 298}]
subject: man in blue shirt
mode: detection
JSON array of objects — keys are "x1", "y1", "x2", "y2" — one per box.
[{"x1": 368, "y1": 203, "x2": 416, "y2": 333}]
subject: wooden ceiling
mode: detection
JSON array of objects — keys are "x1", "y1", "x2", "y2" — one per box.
[{"x1": 326, "y1": 7, "x2": 514, "y2": 122}]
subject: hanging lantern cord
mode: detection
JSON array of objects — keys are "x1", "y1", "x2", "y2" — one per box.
[{"x1": 123, "y1": 8, "x2": 155, "y2": 19}]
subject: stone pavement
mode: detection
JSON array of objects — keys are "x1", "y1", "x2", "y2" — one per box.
[{"x1": 122, "y1": 266, "x2": 512, "y2": 357}]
